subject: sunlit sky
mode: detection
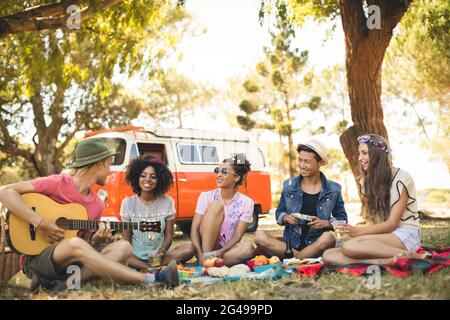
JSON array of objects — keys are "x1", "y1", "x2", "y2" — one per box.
[{"x1": 126, "y1": 0, "x2": 449, "y2": 191}]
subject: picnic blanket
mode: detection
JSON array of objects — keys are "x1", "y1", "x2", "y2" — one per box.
[
  {"x1": 294, "y1": 246, "x2": 450, "y2": 278},
  {"x1": 179, "y1": 264, "x2": 293, "y2": 285},
  {"x1": 178, "y1": 247, "x2": 450, "y2": 285}
]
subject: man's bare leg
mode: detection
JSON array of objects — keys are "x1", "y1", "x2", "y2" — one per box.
[
  {"x1": 80, "y1": 240, "x2": 132, "y2": 281},
  {"x1": 254, "y1": 230, "x2": 287, "y2": 258},
  {"x1": 255, "y1": 231, "x2": 336, "y2": 259},
  {"x1": 294, "y1": 232, "x2": 336, "y2": 259},
  {"x1": 53, "y1": 238, "x2": 146, "y2": 285}
]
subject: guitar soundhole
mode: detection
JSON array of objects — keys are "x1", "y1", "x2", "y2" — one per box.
[
  {"x1": 29, "y1": 207, "x2": 36, "y2": 241},
  {"x1": 56, "y1": 217, "x2": 70, "y2": 230}
]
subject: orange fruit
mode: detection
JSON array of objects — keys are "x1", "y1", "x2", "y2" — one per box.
[{"x1": 254, "y1": 255, "x2": 269, "y2": 265}]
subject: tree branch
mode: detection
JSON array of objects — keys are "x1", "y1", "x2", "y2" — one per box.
[
  {"x1": 2, "y1": 0, "x2": 81, "y2": 21},
  {"x1": 0, "y1": 113, "x2": 34, "y2": 161},
  {"x1": 339, "y1": 0, "x2": 367, "y2": 47},
  {"x1": 384, "y1": 0, "x2": 410, "y2": 32},
  {"x1": 0, "y1": 0, "x2": 122, "y2": 38},
  {"x1": 0, "y1": 111, "x2": 12, "y2": 143},
  {"x1": 55, "y1": 126, "x2": 79, "y2": 159},
  {"x1": 29, "y1": 83, "x2": 47, "y2": 141}
]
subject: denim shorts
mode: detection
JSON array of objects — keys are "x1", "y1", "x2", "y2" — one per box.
[{"x1": 393, "y1": 226, "x2": 421, "y2": 252}]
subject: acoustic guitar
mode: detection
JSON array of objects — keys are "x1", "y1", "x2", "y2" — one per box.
[{"x1": 5, "y1": 193, "x2": 161, "y2": 256}]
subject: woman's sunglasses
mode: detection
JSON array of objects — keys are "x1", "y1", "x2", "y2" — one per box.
[{"x1": 213, "y1": 167, "x2": 238, "y2": 176}]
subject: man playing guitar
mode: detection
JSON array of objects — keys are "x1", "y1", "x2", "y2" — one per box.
[{"x1": 0, "y1": 138, "x2": 178, "y2": 291}]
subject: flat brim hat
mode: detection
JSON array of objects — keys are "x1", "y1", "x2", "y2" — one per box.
[
  {"x1": 297, "y1": 139, "x2": 328, "y2": 165},
  {"x1": 68, "y1": 138, "x2": 120, "y2": 169}
]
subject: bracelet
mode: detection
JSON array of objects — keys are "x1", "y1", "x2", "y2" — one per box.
[{"x1": 89, "y1": 232, "x2": 96, "y2": 245}]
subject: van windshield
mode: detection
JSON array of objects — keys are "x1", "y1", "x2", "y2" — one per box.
[{"x1": 102, "y1": 138, "x2": 126, "y2": 165}]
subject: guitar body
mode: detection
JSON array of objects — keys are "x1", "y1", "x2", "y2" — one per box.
[{"x1": 6, "y1": 193, "x2": 88, "y2": 256}]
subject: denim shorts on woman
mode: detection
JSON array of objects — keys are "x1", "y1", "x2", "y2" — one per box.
[{"x1": 393, "y1": 226, "x2": 421, "y2": 252}]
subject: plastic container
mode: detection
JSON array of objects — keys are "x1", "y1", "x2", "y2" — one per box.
[
  {"x1": 253, "y1": 262, "x2": 283, "y2": 273},
  {"x1": 177, "y1": 270, "x2": 203, "y2": 279}
]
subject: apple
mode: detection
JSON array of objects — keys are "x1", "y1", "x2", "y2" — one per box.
[
  {"x1": 269, "y1": 256, "x2": 281, "y2": 264},
  {"x1": 214, "y1": 258, "x2": 225, "y2": 267},
  {"x1": 203, "y1": 259, "x2": 215, "y2": 268},
  {"x1": 247, "y1": 259, "x2": 255, "y2": 271}
]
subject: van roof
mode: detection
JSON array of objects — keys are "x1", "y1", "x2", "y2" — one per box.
[{"x1": 85, "y1": 126, "x2": 250, "y2": 142}]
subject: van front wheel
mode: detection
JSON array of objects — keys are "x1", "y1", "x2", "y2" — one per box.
[{"x1": 246, "y1": 205, "x2": 261, "y2": 233}]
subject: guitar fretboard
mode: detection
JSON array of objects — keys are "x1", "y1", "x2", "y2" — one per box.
[{"x1": 63, "y1": 220, "x2": 140, "y2": 231}]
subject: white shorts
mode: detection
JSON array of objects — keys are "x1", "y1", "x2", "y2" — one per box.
[{"x1": 393, "y1": 226, "x2": 421, "y2": 252}]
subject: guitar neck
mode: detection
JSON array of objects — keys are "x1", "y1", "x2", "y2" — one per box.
[{"x1": 64, "y1": 220, "x2": 140, "y2": 231}]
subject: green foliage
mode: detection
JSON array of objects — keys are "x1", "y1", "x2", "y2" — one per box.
[
  {"x1": 0, "y1": 149, "x2": 37, "y2": 184},
  {"x1": 286, "y1": 0, "x2": 339, "y2": 26},
  {"x1": 140, "y1": 67, "x2": 216, "y2": 128},
  {"x1": 425, "y1": 189, "x2": 450, "y2": 204},
  {"x1": 335, "y1": 120, "x2": 348, "y2": 133},
  {"x1": 309, "y1": 64, "x2": 350, "y2": 135},
  {"x1": 0, "y1": 0, "x2": 190, "y2": 175},
  {"x1": 256, "y1": 62, "x2": 269, "y2": 77},
  {"x1": 237, "y1": 3, "x2": 321, "y2": 176},
  {"x1": 239, "y1": 99, "x2": 259, "y2": 114},
  {"x1": 322, "y1": 147, "x2": 350, "y2": 180},
  {"x1": 243, "y1": 80, "x2": 260, "y2": 93},
  {"x1": 259, "y1": 0, "x2": 339, "y2": 29},
  {"x1": 384, "y1": 0, "x2": 450, "y2": 170},
  {"x1": 236, "y1": 115, "x2": 256, "y2": 131},
  {"x1": 306, "y1": 96, "x2": 321, "y2": 111},
  {"x1": 385, "y1": 0, "x2": 450, "y2": 104}
]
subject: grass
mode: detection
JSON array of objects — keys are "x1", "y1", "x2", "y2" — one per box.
[{"x1": 1, "y1": 220, "x2": 449, "y2": 300}]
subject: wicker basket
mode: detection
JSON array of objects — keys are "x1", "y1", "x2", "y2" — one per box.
[
  {"x1": 1, "y1": 207, "x2": 21, "y2": 284},
  {"x1": 0, "y1": 252, "x2": 21, "y2": 284}
]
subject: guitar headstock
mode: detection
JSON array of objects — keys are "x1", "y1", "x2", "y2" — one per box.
[{"x1": 139, "y1": 221, "x2": 161, "y2": 233}]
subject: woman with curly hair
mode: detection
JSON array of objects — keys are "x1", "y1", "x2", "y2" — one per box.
[
  {"x1": 163, "y1": 153, "x2": 255, "y2": 267},
  {"x1": 121, "y1": 156, "x2": 175, "y2": 270},
  {"x1": 323, "y1": 134, "x2": 430, "y2": 265}
]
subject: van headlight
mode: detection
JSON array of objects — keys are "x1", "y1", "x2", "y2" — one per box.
[{"x1": 97, "y1": 189, "x2": 109, "y2": 202}]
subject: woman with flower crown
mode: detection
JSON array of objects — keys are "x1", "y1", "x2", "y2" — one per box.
[
  {"x1": 162, "y1": 153, "x2": 256, "y2": 267},
  {"x1": 322, "y1": 134, "x2": 430, "y2": 264}
]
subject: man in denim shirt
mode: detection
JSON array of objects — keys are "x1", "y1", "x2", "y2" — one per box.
[{"x1": 254, "y1": 140, "x2": 347, "y2": 259}]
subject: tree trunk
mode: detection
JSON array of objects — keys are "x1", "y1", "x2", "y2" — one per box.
[
  {"x1": 1, "y1": 87, "x2": 65, "y2": 177},
  {"x1": 33, "y1": 150, "x2": 60, "y2": 176},
  {"x1": 176, "y1": 94, "x2": 183, "y2": 128},
  {"x1": 338, "y1": 0, "x2": 410, "y2": 182},
  {"x1": 177, "y1": 106, "x2": 183, "y2": 128},
  {"x1": 287, "y1": 132, "x2": 296, "y2": 177},
  {"x1": 339, "y1": 50, "x2": 388, "y2": 180},
  {"x1": 278, "y1": 133, "x2": 288, "y2": 179}
]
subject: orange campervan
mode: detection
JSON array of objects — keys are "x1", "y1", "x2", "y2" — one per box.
[{"x1": 83, "y1": 126, "x2": 272, "y2": 233}]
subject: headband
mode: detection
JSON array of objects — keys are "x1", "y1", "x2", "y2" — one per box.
[{"x1": 357, "y1": 135, "x2": 390, "y2": 154}]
